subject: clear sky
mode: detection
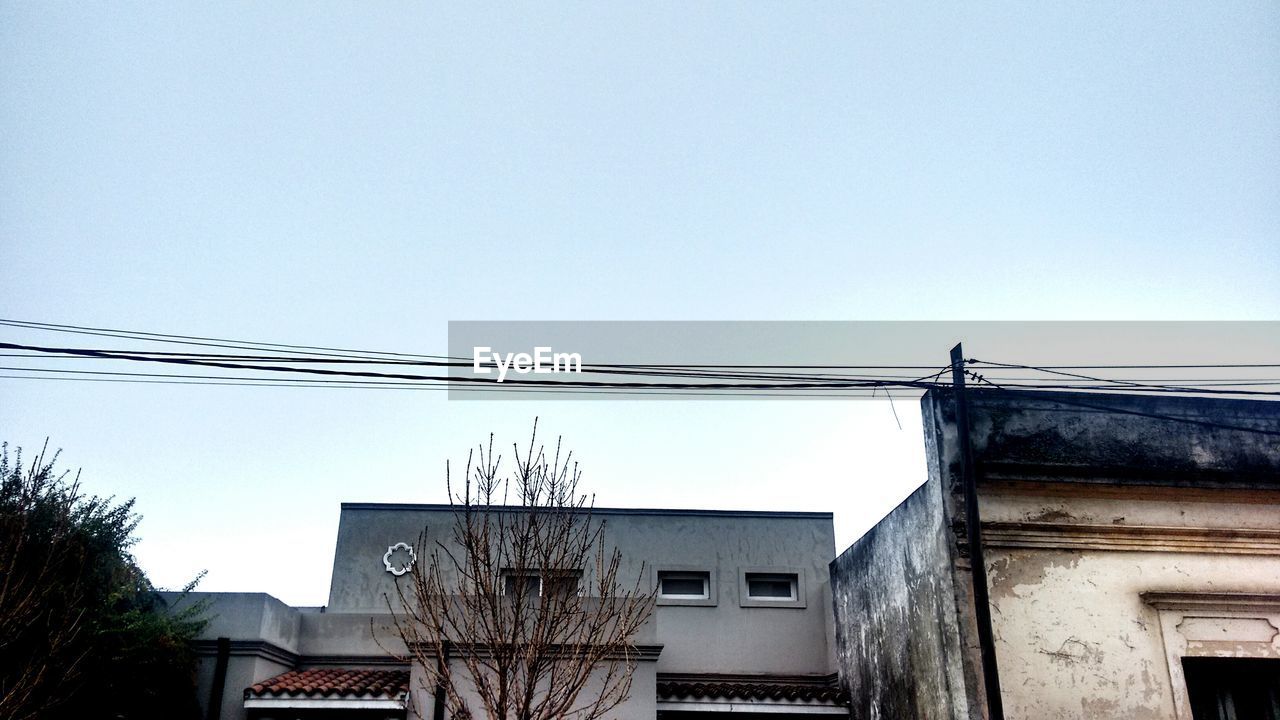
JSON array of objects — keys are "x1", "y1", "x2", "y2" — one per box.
[{"x1": 2, "y1": 2, "x2": 1277, "y2": 605}]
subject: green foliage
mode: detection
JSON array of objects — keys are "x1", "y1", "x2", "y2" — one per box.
[{"x1": 0, "y1": 441, "x2": 207, "y2": 720}]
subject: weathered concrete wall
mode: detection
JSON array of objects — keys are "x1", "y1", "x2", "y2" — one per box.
[
  {"x1": 833, "y1": 389, "x2": 1280, "y2": 720},
  {"x1": 329, "y1": 506, "x2": 838, "y2": 676},
  {"x1": 915, "y1": 388, "x2": 1280, "y2": 720},
  {"x1": 962, "y1": 389, "x2": 1280, "y2": 487},
  {"x1": 829, "y1": 476, "x2": 971, "y2": 720}
]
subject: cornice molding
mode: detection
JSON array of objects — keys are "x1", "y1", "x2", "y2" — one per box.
[
  {"x1": 1141, "y1": 592, "x2": 1280, "y2": 613},
  {"x1": 979, "y1": 460, "x2": 1280, "y2": 489},
  {"x1": 981, "y1": 521, "x2": 1280, "y2": 556},
  {"x1": 193, "y1": 639, "x2": 298, "y2": 666},
  {"x1": 407, "y1": 641, "x2": 663, "y2": 661},
  {"x1": 297, "y1": 654, "x2": 409, "y2": 667}
]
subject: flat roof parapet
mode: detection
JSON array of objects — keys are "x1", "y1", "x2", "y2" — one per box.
[
  {"x1": 339, "y1": 503, "x2": 833, "y2": 519},
  {"x1": 924, "y1": 387, "x2": 1280, "y2": 488}
]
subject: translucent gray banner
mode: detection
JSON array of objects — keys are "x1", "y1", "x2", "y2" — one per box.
[{"x1": 446, "y1": 321, "x2": 1280, "y2": 401}]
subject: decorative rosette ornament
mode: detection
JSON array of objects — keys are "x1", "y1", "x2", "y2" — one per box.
[{"x1": 383, "y1": 542, "x2": 416, "y2": 576}]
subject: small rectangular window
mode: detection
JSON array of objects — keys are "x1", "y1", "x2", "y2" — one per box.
[
  {"x1": 502, "y1": 572, "x2": 540, "y2": 598},
  {"x1": 658, "y1": 571, "x2": 710, "y2": 600},
  {"x1": 745, "y1": 573, "x2": 797, "y2": 601},
  {"x1": 501, "y1": 570, "x2": 581, "y2": 599},
  {"x1": 542, "y1": 571, "x2": 582, "y2": 600},
  {"x1": 654, "y1": 567, "x2": 717, "y2": 606}
]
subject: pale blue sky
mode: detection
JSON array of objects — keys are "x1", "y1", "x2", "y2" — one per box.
[{"x1": 2, "y1": 2, "x2": 1277, "y2": 604}]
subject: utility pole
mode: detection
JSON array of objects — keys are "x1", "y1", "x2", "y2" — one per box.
[{"x1": 950, "y1": 344, "x2": 1004, "y2": 720}]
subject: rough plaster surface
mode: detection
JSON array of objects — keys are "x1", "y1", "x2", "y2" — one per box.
[
  {"x1": 830, "y1": 389, "x2": 1280, "y2": 720},
  {"x1": 963, "y1": 390, "x2": 1280, "y2": 486},
  {"x1": 830, "y1": 479, "x2": 970, "y2": 720},
  {"x1": 986, "y1": 546, "x2": 1280, "y2": 718}
]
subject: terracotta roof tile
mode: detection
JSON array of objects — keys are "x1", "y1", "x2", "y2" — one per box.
[
  {"x1": 245, "y1": 668, "x2": 410, "y2": 699},
  {"x1": 657, "y1": 675, "x2": 848, "y2": 704}
]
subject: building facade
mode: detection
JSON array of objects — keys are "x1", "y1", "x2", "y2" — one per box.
[
  {"x1": 174, "y1": 506, "x2": 847, "y2": 720},
  {"x1": 177, "y1": 388, "x2": 1280, "y2": 720},
  {"x1": 830, "y1": 388, "x2": 1280, "y2": 720}
]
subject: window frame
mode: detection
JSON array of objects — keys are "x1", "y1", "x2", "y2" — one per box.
[
  {"x1": 739, "y1": 567, "x2": 807, "y2": 609},
  {"x1": 1143, "y1": 592, "x2": 1280, "y2": 720},
  {"x1": 652, "y1": 565, "x2": 718, "y2": 607},
  {"x1": 500, "y1": 568, "x2": 583, "y2": 599},
  {"x1": 501, "y1": 569, "x2": 541, "y2": 599},
  {"x1": 540, "y1": 569, "x2": 584, "y2": 599}
]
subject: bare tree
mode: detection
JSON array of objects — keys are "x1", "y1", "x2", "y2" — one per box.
[{"x1": 388, "y1": 422, "x2": 654, "y2": 720}]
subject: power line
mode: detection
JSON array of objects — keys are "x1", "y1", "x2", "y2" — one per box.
[
  {"x1": 2, "y1": 319, "x2": 1278, "y2": 403},
  {"x1": 0, "y1": 318, "x2": 461, "y2": 362},
  {"x1": 2, "y1": 341, "x2": 1278, "y2": 397},
  {"x1": 10, "y1": 318, "x2": 1275, "y2": 371},
  {"x1": 0, "y1": 373, "x2": 919, "y2": 398},
  {"x1": 967, "y1": 358, "x2": 1280, "y2": 397},
  {"x1": 0, "y1": 342, "x2": 942, "y2": 391},
  {"x1": 6, "y1": 357, "x2": 1280, "y2": 402},
  {"x1": 8, "y1": 353, "x2": 1279, "y2": 386},
  {"x1": 963, "y1": 368, "x2": 1280, "y2": 438},
  {"x1": 968, "y1": 361, "x2": 1280, "y2": 370}
]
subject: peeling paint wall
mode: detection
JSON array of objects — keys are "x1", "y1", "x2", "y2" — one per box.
[
  {"x1": 981, "y1": 485, "x2": 1280, "y2": 719},
  {"x1": 958, "y1": 390, "x2": 1280, "y2": 718},
  {"x1": 984, "y1": 543, "x2": 1280, "y2": 719},
  {"x1": 832, "y1": 388, "x2": 1280, "y2": 720}
]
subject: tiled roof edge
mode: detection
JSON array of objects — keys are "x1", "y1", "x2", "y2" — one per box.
[
  {"x1": 656, "y1": 673, "x2": 848, "y2": 705},
  {"x1": 245, "y1": 669, "x2": 411, "y2": 700}
]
